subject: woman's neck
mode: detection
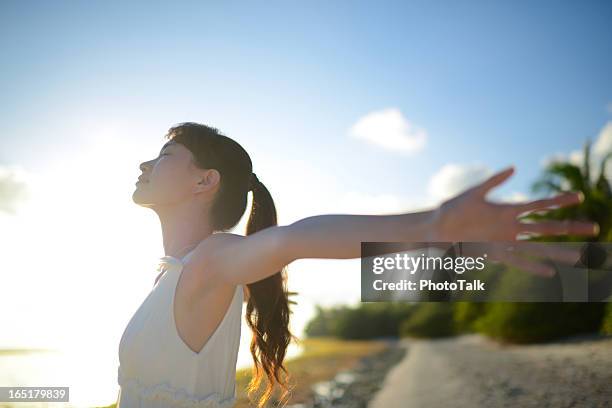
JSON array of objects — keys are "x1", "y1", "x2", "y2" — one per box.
[{"x1": 156, "y1": 205, "x2": 214, "y2": 258}]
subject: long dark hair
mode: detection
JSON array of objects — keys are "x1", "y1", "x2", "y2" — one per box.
[{"x1": 165, "y1": 122, "x2": 298, "y2": 407}]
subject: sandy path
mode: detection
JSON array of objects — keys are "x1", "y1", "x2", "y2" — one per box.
[{"x1": 368, "y1": 334, "x2": 612, "y2": 408}]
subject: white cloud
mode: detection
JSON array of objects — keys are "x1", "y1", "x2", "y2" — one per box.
[
  {"x1": 592, "y1": 121, "x2": 612, "y2": 157},
  {"x1": 606, "y1": 102, "x2": 612, "y2": 115},
  {"x1": 427, "y1": 163, "x2": 493, "y2": 203},
  {"x1": 348, "y1": 108, "x2": 427, "y2": 155}
]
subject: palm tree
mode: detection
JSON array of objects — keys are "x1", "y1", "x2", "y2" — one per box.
[
  {"x1": 521, "y1": 137, "x2": 612, "y2": 316},
  {"x1": 522, "y1": 138, "x2": 612, "y2": 242}
]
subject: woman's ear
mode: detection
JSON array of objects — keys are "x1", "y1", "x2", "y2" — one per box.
[{"x1": 195, "y1": 169, "x2": 220, "y2": 193}]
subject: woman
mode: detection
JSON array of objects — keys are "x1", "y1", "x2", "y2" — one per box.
[{"x1": 117, "y1": 122, "x2": 598, "y2": 408}]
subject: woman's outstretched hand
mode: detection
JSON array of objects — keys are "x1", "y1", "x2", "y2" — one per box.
[{"x1": 429, "y1": 166, "x2": 599, "y2": 242}]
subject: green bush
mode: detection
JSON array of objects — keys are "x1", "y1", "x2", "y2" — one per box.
[
  {"x1": 304, "y1": 304, "x2": 346, "y2": 337},
  {"x1": 453, "y1": 302, "x2": 489, "y2": 333},
  {"x1": 465, "y1": 262, "x2": 607, "y2": 343},
  {"x1": 474, "y1": 302, "x2": 606, "y2": 343},
  {"x1": 601, "y1": 302, "x2": 612, "y2": 335},
  {"x1": 399, "y1": 302, "x2": 455, "y2": 338}
]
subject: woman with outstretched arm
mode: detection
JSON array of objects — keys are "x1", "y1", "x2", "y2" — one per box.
[{"x1": 118, "y1": 122, "x2": 597, "y2": 408}]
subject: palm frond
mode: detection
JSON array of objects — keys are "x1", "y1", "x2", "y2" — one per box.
[{"x1": 542, "y1": 162, "x2": 586, "y2": 192}]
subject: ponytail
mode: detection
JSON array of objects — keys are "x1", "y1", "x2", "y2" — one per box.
[{"x1": 244, "y1": 173, "x2": 298, "y2": 408}]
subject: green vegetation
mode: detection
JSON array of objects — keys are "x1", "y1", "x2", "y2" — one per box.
[
  {"x1": 399, "y1": 302, "x2": 455, "y2": 338},
  {"x1": 305, "y1": 302, "x2": 414, "y2": 339},
  {"x1": 601, "y1": 302, "x2": 612, "y2": 335},
  {"x1": 473, "y1": 302, "x2": 606, "y2": 343},
  {"x1": 453, "y1": 301, "x2": 489, "y2": 333}
]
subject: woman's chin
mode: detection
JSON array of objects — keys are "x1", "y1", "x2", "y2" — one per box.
[{"x1": 131, "y1": 189, "x2": 148, "y2": 205}]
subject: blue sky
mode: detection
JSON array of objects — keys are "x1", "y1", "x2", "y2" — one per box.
[{"x1": 2, "y1": 0, "x2": 611, "y2": 199}]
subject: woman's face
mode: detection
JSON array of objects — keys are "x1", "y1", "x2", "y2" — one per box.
[{"x1": 133, "y1": 140, "x2": 210, "y2": 208}]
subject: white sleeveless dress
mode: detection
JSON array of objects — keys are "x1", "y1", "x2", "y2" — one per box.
[{"x1": 117, "y1": 248, "x2": 243, "y2": 408}]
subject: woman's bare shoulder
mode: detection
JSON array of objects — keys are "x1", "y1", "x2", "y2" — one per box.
[
  {"x1": 205, "y1": 234, "x2": 250, "y2": 303},
  {"x1": 186, "y1": 232, "x2": 248, "y2": 295}
]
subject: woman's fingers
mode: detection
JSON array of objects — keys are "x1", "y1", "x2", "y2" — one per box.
[
  {"x1": 517, "y1": 220, "x2": 599, "y2": 236},
  {"x1": 507, "y1": 190, "x2": 597, "y2": 238},
  {"x1": 514, "y1": 191, "x2": 583, "y2": 215},
  {"x1": 512, "y1": 242, "x2": 583, "y2": 265}
]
